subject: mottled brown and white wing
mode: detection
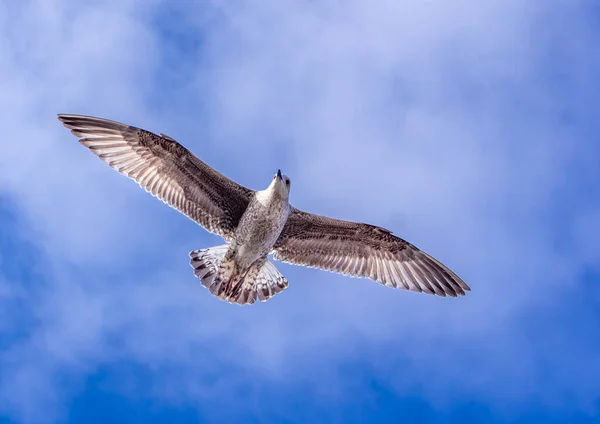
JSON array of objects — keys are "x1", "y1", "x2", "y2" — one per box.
[
  {"x1": 273, "y1": 208, "x2": 470, "y2": 297},
  {"x1": 58, "y1": 114, "x2": 253, "y2": 240}
]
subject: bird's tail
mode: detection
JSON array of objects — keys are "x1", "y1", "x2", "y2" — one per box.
[{"x1": 189, "y1": 245, "x2": 288, "y2": 305}]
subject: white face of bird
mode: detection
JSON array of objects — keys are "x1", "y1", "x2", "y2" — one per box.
[{"x1": 269, "y1": 169, "x2": 291, "y2": 200}]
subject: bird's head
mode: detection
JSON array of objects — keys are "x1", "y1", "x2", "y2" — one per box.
[{"x1": 269, "y1": 169, "x2": 291, "y2": 200}]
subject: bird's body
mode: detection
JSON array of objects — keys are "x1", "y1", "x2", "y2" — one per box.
[
  {"x1": 201, "y1": 175, "x2": 292, "y2": 303},
  {"x1": 58, "y1": 114, "x2": 471, "y2": 305},
  {"x1": 232, "y1": 179, "x2": 291, "y2": 270}
]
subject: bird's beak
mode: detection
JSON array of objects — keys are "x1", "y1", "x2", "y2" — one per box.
[{"x1": 276, "y1": 169, "x2": 282, "y2": 180}]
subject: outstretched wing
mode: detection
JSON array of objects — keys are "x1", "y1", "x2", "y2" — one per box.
[
  {"x1": 273, "y1": 208, "x2": 470, "y2": 297},
  {"x1": 58, "y1": 114, "x2": 253, "y2": 240}
]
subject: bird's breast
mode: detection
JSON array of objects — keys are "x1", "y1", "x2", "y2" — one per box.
[{"x1": 232, "y1": 197, "x2": 289, "y2": 268}]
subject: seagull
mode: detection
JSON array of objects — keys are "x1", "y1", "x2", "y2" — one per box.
[{"x1": 58, "y1": 114, "x2": 470, "y2": 305}]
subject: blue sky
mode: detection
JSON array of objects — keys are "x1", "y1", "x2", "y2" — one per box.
[{"x1": 1, "y1": 0, "x2": 599, "y2": 423}]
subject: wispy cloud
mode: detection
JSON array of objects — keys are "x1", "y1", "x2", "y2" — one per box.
[{"x1": 0, "y1": 0, "x2": 599, "y2": 422}]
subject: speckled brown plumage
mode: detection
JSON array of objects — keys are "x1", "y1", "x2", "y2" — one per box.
[
  {"x1": 57, "y1": 114, "x2": 252, "y2": 240},
  {"x1": 273, "y1": 208, "x2": 470, "y2": 297},
  {"x1": 58, "y1": 113, "x2": 470, "y2": 304}
]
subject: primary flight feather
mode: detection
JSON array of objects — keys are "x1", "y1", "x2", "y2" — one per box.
[{"x1": 58, "y1": 114, "x2": 470, "y2": 305}]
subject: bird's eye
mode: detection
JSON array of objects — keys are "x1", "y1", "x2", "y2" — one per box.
[
  {"x1": 273, "y1": 175, "x2": 276, "y2": 180},
  {"x1": 285, "y1": 179, "x2": 290, "y2": 185}
]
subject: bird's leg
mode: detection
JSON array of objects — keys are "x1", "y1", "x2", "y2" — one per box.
[
  {"x1": 230, "y1": 257, "x2": 268, "y2": 299},
  {"x1": 230, "y1": 267, "x2": 253, "y2": 298}
]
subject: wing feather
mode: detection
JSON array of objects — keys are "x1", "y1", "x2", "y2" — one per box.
[
  {"x1": 58, "y1": 114, "x2": 253, "y2": 239},
  {"x1": 273, "y1": 208, "x2": 470, "y2": 297}
]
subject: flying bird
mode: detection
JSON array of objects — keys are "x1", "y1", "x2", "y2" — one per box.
[{"x1": 58, "y1": 114, "x2": 470, "y2": 305}]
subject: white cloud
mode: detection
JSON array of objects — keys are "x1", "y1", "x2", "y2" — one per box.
[{"x1": 0, "y1": 0, "x2": 599, "y2": 422}]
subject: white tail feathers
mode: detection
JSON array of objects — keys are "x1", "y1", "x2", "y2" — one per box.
[
  {"x1": 189, "y1": 245, "x2": 288, "y2": 305},
  {"x1": 253, "y1": 260, "x2": 289, "y2": 302},
  {"x1": 190, "y1": 244, "x2": 228, "y2": 287}
]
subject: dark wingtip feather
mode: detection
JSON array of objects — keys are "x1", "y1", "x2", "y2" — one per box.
[{"x1": 57, "y1": 114, "x2": 134, "y2": 139}]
